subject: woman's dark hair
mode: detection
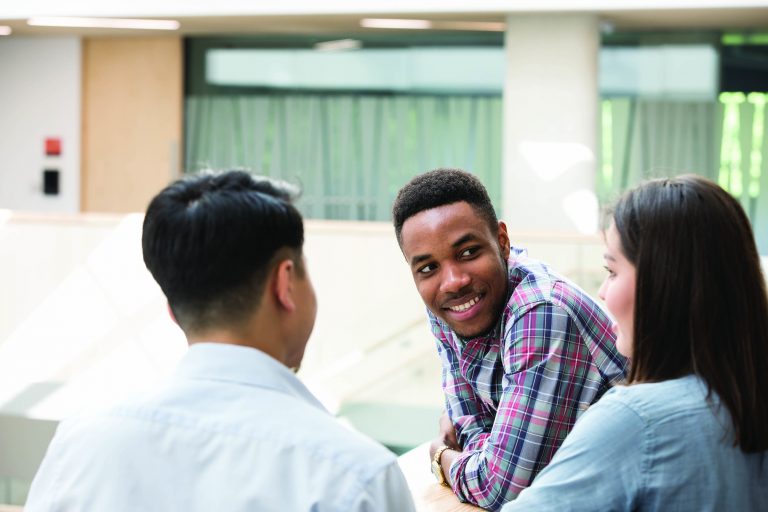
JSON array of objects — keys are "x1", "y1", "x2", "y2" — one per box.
[{"x1": 610, "y1": 174, "x2": 768, "y2": 452}]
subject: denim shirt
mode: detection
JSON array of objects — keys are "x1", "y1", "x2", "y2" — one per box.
[{"x1": 503, "y1": 374, "x2": 768, "y2": 511}]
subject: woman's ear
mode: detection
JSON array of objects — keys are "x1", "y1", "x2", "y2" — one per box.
[{"x1": 273, "y1": 259, "x2": 297, "y2": 312}]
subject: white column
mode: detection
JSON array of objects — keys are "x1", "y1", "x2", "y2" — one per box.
[{"x1": 502, "y1": 14, "x2": 600, "y2": 234}]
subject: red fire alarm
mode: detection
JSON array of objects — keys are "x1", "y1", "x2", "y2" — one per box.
[{"x1": 45, "y1": 137, "x2": 62, "y2": 156}]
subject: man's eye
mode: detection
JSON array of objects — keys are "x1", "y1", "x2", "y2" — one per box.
[
  {"x1": 417, "y1": 263, "x2": 436, "y2": 274},
  {"x1": 460, "y1": 247, "x2": 478, "y2": 257}
]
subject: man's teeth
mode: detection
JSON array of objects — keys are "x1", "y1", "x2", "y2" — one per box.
[{"x1": 450, "y1": 296, "x2": 479, "y2": 312}]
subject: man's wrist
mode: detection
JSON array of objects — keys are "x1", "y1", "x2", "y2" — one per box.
[{"x1": 431, "y1": 445, "x2": 452, "y2": 486}]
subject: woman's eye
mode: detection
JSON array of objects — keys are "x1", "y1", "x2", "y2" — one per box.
[{"x1": 603, "y1": 265, "x2": 616, "y2": 278}]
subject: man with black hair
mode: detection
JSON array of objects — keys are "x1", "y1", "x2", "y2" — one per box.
[
  {"x1": 393, "y1": 168, "x2": 627, "y2": 511},
  {"x1": 27, "y1": 171, "x2": 416, "y2": 511}
]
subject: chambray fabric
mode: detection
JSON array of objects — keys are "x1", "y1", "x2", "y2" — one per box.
[
  {"x1": 430, "y1": 247, "x2": 628, "y2": 510},
  {"x1": 26, "y1": 343, "x2": 416, "y2": 512},
  {"x1": 504, "y1": 375, "x2": 768, "y2": 511}
]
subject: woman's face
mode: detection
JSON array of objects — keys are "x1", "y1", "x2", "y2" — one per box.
[{"x1": 598, "y1": 222, "x2": 637, "y2": 358}]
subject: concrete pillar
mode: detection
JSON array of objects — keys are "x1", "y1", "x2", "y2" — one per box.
[{"x1": 502, "y1": 14, "x2": 600, "y2": 234}]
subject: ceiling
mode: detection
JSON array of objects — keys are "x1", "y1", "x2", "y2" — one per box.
[{"x1": 2, "y1": 8, "x2": 768, "y2": 38}]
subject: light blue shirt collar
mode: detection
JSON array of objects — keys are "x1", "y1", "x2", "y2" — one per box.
[{"x1": 173, "y1": 342, "x2": 327, "y2": 412}]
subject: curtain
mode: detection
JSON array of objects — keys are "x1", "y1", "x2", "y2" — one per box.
[{"x1": 185, "y1": 94, "x2": 502, "y2": 221}]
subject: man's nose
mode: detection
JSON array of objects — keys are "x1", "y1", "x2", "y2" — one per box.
[{"x1": 440, "y1": 264, "x2": 471, "y2": 294}]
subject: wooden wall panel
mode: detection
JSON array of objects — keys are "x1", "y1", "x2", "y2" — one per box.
[{"x1": 81, "y1": 37, "x2": 182, "y2": 213}]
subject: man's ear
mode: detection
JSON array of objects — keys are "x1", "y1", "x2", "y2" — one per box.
[
  {"x1": 497, "y1": 221, "x2": 511, "y2": 260},
  {"x1": 167, "y1": 303, "x2": 178, "y2": 325},
  {"x1": 273, "y1": 258, "x2": 297, "y2": 312}
]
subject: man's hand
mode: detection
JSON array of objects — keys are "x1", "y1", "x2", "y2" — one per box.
[
  {"x1": 427, "y1": 410, "x2": 462, "y2": 489},
  {"x1": 428, "y1": 411, "x2": 460, "y2": 465},
  {"x1": 439, "y1": 410, "x2": 460, "y2": 450}
]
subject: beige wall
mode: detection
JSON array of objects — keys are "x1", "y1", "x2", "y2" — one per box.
[{"x1": 81, "y1": 37, "x2": 182, "y2": 213}]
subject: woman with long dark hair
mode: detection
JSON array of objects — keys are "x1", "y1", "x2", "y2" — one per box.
[{"x1": 503, "y1": 175, "x2": 768, "y2": 511}]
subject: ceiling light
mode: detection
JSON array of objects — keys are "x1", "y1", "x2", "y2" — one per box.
[
  {"x1": 432, "y1": 21, "x2": 506, "y2": 32},
  {"x1": 0, "y1": 26, "x2": 11, "y2": 36},
  {"x1": 27, "y1": 17, "x2": 180, "y2": 30},
  {"x1": 361, "y1": 18, "x2": 505, "y2": 32},
  {"x1": 360, "y1": 18, "x2": 432, "y2": 30},
  {"x1": 314, "y1": 39, "x2": 362, "y2": 51}
]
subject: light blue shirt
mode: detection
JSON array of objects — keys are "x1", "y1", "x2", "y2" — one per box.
[
  {"x1": 503, "y1": 375, "x2": 768, "y2": 512},
  {"x1": 26, "y1": 343, "x2": 416, "y2": 512}
]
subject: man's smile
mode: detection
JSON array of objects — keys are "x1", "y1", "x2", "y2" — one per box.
[
  {"x1": 445, "y1": 293, "x2": 482, "y2": 312},
  {"x1": 450, "y1": 296, "x2": 479, "y2": 312},
  {"x1": 442, "y1": 293, "x2": 486, "y2": 323}
]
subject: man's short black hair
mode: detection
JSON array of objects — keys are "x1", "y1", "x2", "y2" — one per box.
[
  {"x1": 392, "y1": 168, "x2": 499, "y2": 245},
  {"x1": 142, "y1": 170, "x2": 304, "y2": 334}
]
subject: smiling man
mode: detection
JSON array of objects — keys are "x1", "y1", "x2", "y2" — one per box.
[{"x1": 393, "y1": 169, "x2": 627, "y2": 511}]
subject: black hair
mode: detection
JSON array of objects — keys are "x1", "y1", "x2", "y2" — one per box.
[
  {"x1": 392, "y1": 168, "x2": 498, "y2": 246},
  {"x1": 610, "y1": 174, "x2": 768, "y2": 452},
  {"x1": 142, "y1": 170, "x2": 304, "y2": 334}
]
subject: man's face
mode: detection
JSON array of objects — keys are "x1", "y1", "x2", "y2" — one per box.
[{"x1": 400, "y1": 201, "x2": 510, "y2": 338}]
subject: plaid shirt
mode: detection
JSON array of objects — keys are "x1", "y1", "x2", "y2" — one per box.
[{"x1": 430, "y1": 248, "x2": 627, "y2": 511}]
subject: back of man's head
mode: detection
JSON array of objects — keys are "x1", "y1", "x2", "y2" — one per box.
[
  {"x1": 392, "y1": 168, "x2": 498, "y2": 246},
  {"x1": 142, "y1": 170, "x2": 304, "y2": 334}
]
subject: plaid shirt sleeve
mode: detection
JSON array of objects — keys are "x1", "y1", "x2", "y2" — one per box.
[
  {"x1": 440, "y1": 302, "x2": 598, "y2": 511},
  {"x1": 435, "y1": 329, "x2": 496, "y2": 448}
]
